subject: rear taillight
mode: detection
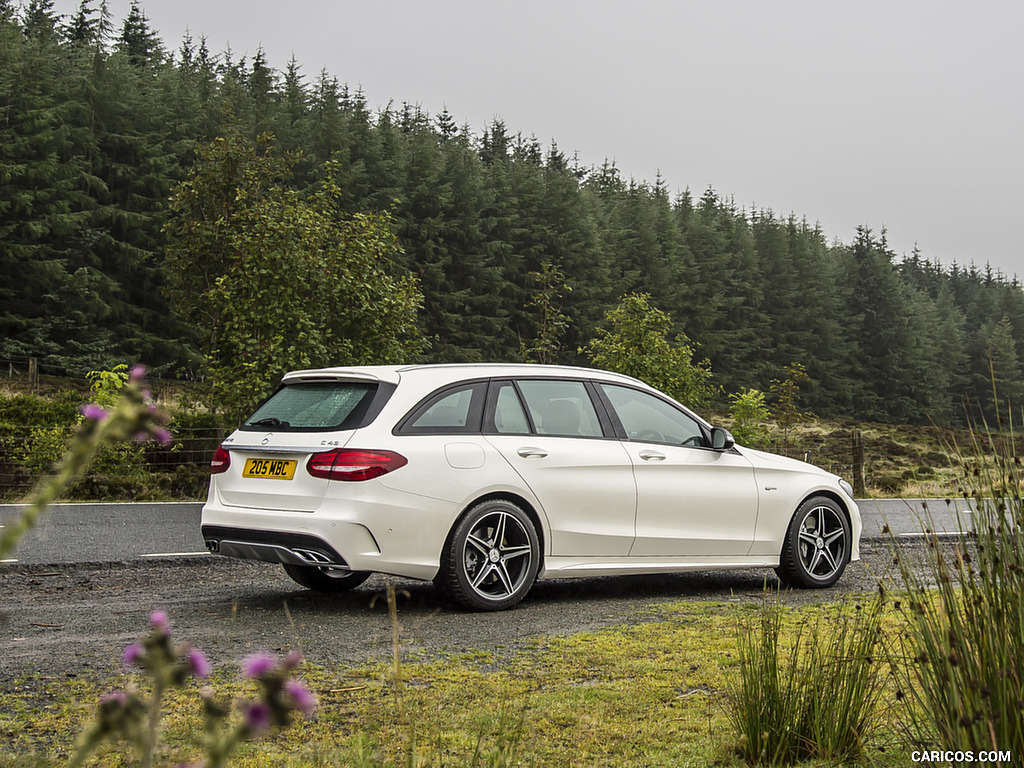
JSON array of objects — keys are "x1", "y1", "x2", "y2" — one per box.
[
  {"x1": 306, "y1": 448, "x2": 408, "y2": 481},
  {"x1": 210, "y1": 446, "x2": 231, "y2": 475}
]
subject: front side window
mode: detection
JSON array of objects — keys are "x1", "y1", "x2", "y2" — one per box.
[
  {"x1": 243, "y1": 382, "x2": 377, "y2": 431},
  {"x1": 600, "y1": 384, "x2": 706, "y2": 447},
  {"x1": 516, "y1": 380, "x2": 604, "y2": 438}
]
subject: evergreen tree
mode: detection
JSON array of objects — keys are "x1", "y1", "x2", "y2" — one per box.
[
  {"x1": 980, "y1": 316, "x2": 1024, "y2": 421},
  {"x1": 117, "y1": 0, "x2": 161, "y2": 67},
  {"x1": 22, "y1": 0, "x2": 62, "y2": 40},
  {"x1": 842, "y1": 228, "x2": 928, "y2": 422},
  {"x1": 0, "y1": 8, "x2": 104, "y2": 370}
]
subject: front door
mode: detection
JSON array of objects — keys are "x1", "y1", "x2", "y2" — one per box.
[{"x1": 598, "y1": 383, "x2": 759, "y2": 557}]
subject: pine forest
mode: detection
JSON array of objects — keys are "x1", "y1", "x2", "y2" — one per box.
[{"x1": 3, "y1": 0, "x2": 1023, "y2": 428}]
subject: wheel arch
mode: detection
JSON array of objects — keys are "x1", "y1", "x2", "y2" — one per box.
[
  {"x1": 798, "y1": 489, "x2": 853, "y2": 528},
  {"x1": 442, "y1": 491, "x2": 547, "y2": 571}
]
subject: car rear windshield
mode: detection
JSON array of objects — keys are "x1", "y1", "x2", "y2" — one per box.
[{"x1": 241, "y1": 382, "x2": 379, "y2": 431}]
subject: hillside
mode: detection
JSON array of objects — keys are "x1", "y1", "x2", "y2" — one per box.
[{"x1": 3, "y1": 5, "x2": 1023, "y2": 430}]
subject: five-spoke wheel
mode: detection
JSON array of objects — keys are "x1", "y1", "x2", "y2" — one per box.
[
  {"x1": 776, "y1": 496, "x2": 850, "y2": 588},
  {"x1": 440, "y1": 499, "x2": 540, "y2": 611}
]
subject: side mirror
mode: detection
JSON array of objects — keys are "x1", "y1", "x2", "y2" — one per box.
[{"x1": 711, "y1": 427, "x2": 735, "y2": 451}]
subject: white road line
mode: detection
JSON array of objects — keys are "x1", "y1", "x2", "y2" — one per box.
[
  {"x1": 1, "y1": 559, "x2": 18, "y2": 564},
  {"x1": 140, "y1": 552, "x2": 211, "y2": 558},
  {"x1": 897, "y1": 531, "x2": 969, "y2": 538}
]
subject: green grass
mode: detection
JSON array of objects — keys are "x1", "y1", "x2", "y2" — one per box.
[
  {"x1": 729, "y1": 595, "x2": 889, "y2": 765},
  {"x1": 0, "y1": 599, "x2": 919, "y2": 768}
]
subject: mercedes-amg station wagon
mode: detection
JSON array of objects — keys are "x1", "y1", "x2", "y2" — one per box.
[{"x1": 201, "y1": 364, "x2": 861, "y2": 610}]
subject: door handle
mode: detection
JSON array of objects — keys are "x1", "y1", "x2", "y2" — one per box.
[
  {"x1": 639, "y1": 450, "x2": 666, "y2": 461},
  {"x1": 517, "y1": 447, "x2": 548, "y2": 458}
]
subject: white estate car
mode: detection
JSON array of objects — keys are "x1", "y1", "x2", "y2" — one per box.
[{"x1": 201, "y1": 363, "x2": 861, "y2": 611}]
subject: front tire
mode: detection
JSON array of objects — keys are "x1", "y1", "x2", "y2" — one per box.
[
  {"x1": 775, "y1": 496, "x2": 851, "y2": 588},
  {"x1": 283, "y1": 564, "x2": 371, "y2": 592},
  {"x1": 439, "y1": 499, "x2": 540, "y2": 611}
]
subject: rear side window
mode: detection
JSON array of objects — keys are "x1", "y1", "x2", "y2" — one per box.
[
  {"x1": 516, "y1": 380, "x2": 604, "y2": 438},
  {"x1": 396, "y1": 382, "x2": 486, "y2": 435},
  {"x1": 242, "y1": 382, "x2": 378, "y2": 431},
  {"x1": 492, "y1": 383, "x2": 530, "y2": 434}
]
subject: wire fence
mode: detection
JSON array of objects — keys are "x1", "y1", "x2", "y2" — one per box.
[
  {"x1": 0, "y1": 425, "x2": 220, "y2": 502},
  {"x1": 0, "y1": 355, "x2": 203, "y2": 383}
]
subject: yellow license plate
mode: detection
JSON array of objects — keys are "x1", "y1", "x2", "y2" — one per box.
[{"x1": 242, "y1": 457, "x2": 297, "y2": 480}]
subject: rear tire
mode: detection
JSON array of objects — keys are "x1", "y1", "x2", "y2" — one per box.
[
  {"x1": 282, "y1": 564, "x2": 371, "y2": 592},
  {"x1": 775, "y1": 496, "x2": 851, "y2": 588},
  {"x1": 440, "y1": 499, "x2": 540, "y2": 611}
]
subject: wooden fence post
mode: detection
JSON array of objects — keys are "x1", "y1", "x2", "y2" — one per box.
[{"x1": 852, "y1": 429, "x2": 866, "y2": 497}]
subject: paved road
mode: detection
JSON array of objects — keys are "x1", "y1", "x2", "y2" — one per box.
[
  {"x1": 0, "y1": 502, "x2": 207, "y2": 564},
  {"x1": 0, "y1": 499, "x2": 969, "y2": 688},
  {"x1": 0, "y1": 497, "x2": 977, "y2": 565}
]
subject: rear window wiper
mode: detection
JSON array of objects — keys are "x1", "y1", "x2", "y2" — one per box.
[{"x1": 250, "y1": 417, "x2": 290, "y2": 428}]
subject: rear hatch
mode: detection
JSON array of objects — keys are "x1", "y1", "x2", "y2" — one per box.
[{"x1": 213, "y1": 375, "x2": 393, "y2": 512}]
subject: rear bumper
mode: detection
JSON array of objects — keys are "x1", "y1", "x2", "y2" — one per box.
[
  {"x1": 202, "y1": 525, "x2": 352, "y2": 569},
  {"x1": 200, "y1": 500, "x2": 443, "y2": 580}
]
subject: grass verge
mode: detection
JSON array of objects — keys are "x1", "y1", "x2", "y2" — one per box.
[{"x1": 0, "y1": 598, "x2": 919, "y2": 768}]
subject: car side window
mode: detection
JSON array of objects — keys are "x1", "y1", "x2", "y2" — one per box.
[
  {"x1": 516, "y1": 380, "x2": 604, "y2": 438},
  {"x1": 398, "y1": 383, "x2": 484, "y2": 434},
  {"x1": 600, "y1": 384, "x2": 706, "y2": 447},
  {"x1": 491, "y1": 383, "x2": 531, "y2": 434}
]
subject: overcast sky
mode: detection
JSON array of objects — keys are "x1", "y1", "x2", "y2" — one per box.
[{"x1": 50, "y1": 0, "x2": 1024, "y2": 278}]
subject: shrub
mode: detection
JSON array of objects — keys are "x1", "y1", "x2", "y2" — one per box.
[
  {"x1": 580, "y1": 292, "x2": 716, "y2": 407},
  {"x1": 889, "y1": 418, "x2": 1024, "y2": 758},
  {"x1": 728, "y1": 388, "x2": 772, "y2": 449},
  {"x1": 729, "y1": 595, "x2": 886, "y2": 765}
]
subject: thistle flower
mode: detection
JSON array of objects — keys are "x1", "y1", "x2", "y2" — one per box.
[
  {"x1": 80, "y1": 404, "x2": 109, "y2": 421},
  {"x1": 242, "y1": 653, "x2": 276, "y2": 680},
  {"x1": 150, "y1": 610, "x2": 170, "y2": 635},
  {"x1": 285, "y1": 680, "x2": 317, "y2": 716},
  {"x1": 244, "y1": 702, "x2": 271, "y2": 735},
  {"x1": 186, "y1": 648, "x2": 211, "y2": 679},
  {"x1": 122, "y1": 643, "x2": 144, "y2": 667}
]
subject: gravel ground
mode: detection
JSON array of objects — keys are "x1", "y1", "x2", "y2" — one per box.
[{"x1": 0, "y1": 540, "x2": 910, "y2": 688}]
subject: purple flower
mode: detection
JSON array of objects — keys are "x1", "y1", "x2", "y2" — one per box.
[
  {"x1": 152, "y1": 427, "x2": 173, "y2": 446},
  {"x1": 186, "y1": 648, "x2": 210, "y2": 678},
  {"x1": 286, "y1": 680, "x2": 317, "y2": 716},
  {"x1": 100, "y1": 690, "x2": 129, "y2": 706},
  {"x1": 242, "y1": 653, "x2": 276, "y2": 679},
  {"x1": 122, "y1": 643, "x2": 144, "y2": 667},
  {"x1": 129, "y1": 365, "x2": 147, "y2": 382},
  {"x1": 80, "y1": 404, "x2": 109, "y2": 422},
  {"x1": 150, "y1": 610, "x2": 170, "y2": 634},
  {"x1": 244, "y1": 702, "x2": 271, "y2": 735}
]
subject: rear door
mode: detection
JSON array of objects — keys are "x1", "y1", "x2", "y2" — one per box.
[{"x1": 483, "y1": 379, "x2": 637, "y2": 556}]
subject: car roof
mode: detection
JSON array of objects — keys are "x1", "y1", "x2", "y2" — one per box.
[{"x1": 281, "y1": 363, "x2": 648, "y2": 389}]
